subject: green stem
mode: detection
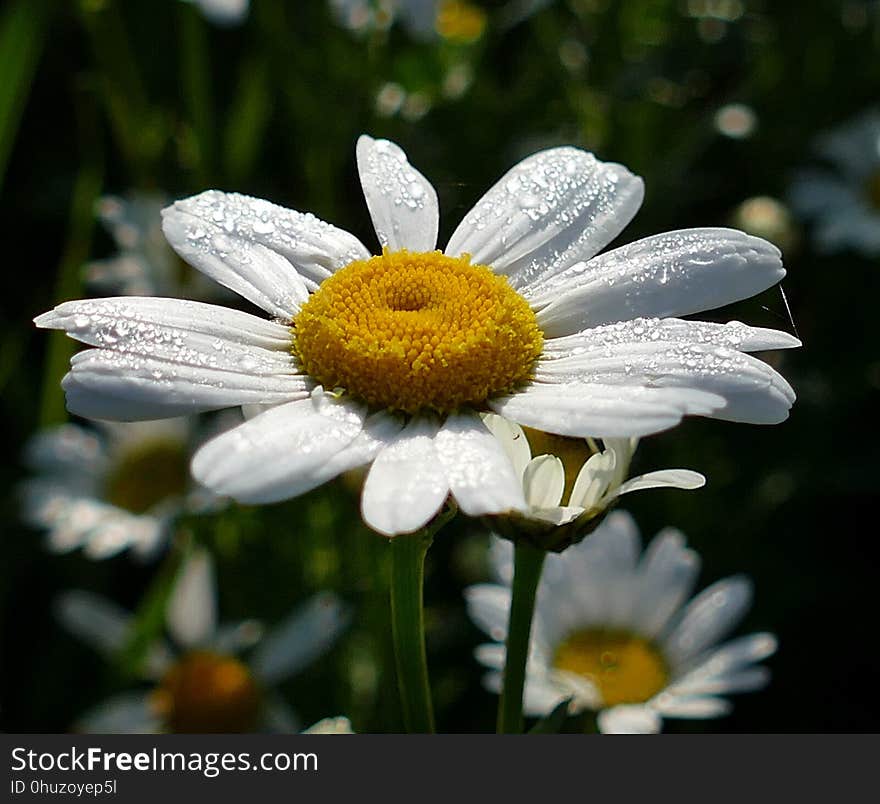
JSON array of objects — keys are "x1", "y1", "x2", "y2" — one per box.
[
  {"x1": 389, "y1": 505, "x2": 456, "y2": 733},
  {"x1": 497, "y1": 542, "x2": 546, "y2": 734}
]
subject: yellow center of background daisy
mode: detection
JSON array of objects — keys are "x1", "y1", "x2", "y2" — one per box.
[
  {"x1": 554, "y1": 629, "x2": 669, "y2": 707},
  {"x1": 293, "y1": 250, "x2": 543, "y2": 414},
  {"x1": 105, "y1": 439, "x2": 189, "y2": 514},
  {"x1": 151, "y1": 651, "x2": 261, "y2": 733},
  {"x1": 868, "y1": 169, "x2": 880, "y2": 210}
]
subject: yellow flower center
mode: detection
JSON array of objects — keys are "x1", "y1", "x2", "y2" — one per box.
[
  {"x1": 521, "y1": 427, "x2": 595, "y2": 503},
  {"x1": 554, "y1": 629, "x2": 669, "y2": 707},
  {"x1": 104, "y1": 439, "x2": 189, "y2": 514},
  {"x1": 868, "y1": 169, "x2": 880, "y2": 211},
  {"x1": 293, "y1": 250, "x2": 543, "y2": 414},
  {"x1": 435, "y1": 0, "x2": 487, "y2": 43},
  {"x1": 151, "y1": 651, "x2": 261, "y2": 733}
]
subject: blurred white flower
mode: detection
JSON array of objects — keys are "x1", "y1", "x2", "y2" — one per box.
[
  {"x1": 37, "y1": 136, "x2": 797, "y2": 538},
  {"x1": 21, "y1": 417, "x2": 230, "y2": 560},
  {"x1": 788, "y1": 108, "x2": 880, "y2": 256},
  {"x1": 466, "y1": 511, "x2": 777, "y2": 733},
  {"x1": 330, "y1": 0, "x2": 485, "y2": 43},
  {"x1": 59, "y1": 549, "x2": 351, "y2": 733},
  {"x1": 181, "y1": 0, "x2": 249, "y2": 27},
  {"x1": 481, "y1": 413, "x2": 704, "y2": 549},
  {"x1": 86, "y1": 194, "x2": 221, "y2": 300}
]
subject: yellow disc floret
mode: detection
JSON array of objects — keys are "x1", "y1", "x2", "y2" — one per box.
[
  {"x1": 554, "y1": 629, "x2": 669, "y2": 707},
  {"x1": 293, "y1": 249, "x2": 543, "y2": 414},
  {"x1": 151, "y1": 651, "x2": 261, "y2": 733}
]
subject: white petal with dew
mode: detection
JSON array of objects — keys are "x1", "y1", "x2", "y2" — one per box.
[
  {"x1": 162, "y1": 190, "x2": 370, "y2": 306},
  {"x1": 447, "y1": 148, "x2": 643, "y2": 290},
  {"x1": 361, "y1": 416, "x2": 450, "y2": 536},
  {"x1": 356, "y1": 135, "x2": 439, "y2": 252},
  {"x1": 434, "y1": 411, "x2": 526, "y2": 516},
  {"x1": 490, "y1": 382, "x2": 725, "y2": 438},
  {"x1": 533, "y1": 341, "x2": 796, "y2": 425},
  {"x1": 191, "y1": 393, "x2": 367, "y2": 503},
  {"x1": 532, "y1": 228, "x2": 786, "y2": 334},
  {"x1": 61, "y1": 348, "x2": 310, "y2": 421}
]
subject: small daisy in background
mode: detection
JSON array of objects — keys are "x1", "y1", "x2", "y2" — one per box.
[
  {"x1": 59, "y1": 548, "x2": 351, "y2": 733},
  {"x1": 788, "y1": 108, "x2": 880, "y2": 257},
  {"x1": 21, "y1": 417, "x2": 231, "y2": 560},
  {"x1": 37, "y1": 135, "x2": 797, "y2": 538},
  {"x1": 481, "y1": 413, "x2": 705, "y2": 550},
  {"x1": 86, "y1": 194, "x2": 222, "y2": 301},
  {"x1": 466, "y1": 511, "x2": 777, "y2": 733},
  {"x1": 330, "y1": 0, "x2": 486, "y2": 43}
]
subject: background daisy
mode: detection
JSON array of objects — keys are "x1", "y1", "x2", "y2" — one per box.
[
  {"x1": 466, "y1": 511, "x2": 777, "y2": 733},
  {"x1": 21, "y1": 418, "x2": 227, "y2": 560},
  {"x1": 59, "y1": 548, "x2": 351, "y2": 733}
]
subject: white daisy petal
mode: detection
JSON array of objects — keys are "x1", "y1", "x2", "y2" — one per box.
[
  {"x1": 668, "y1": 666, "x2": 771, "y2": 697},
  {"x1": 251, "y1": 592, "x2": 351, "y2": 685},
  {"x1": 651, "y1": 694, "x2": 732, "y2": 719},
  {"x1": 490, "y1": 382, "x2": 726, "y2": 438},
  {"x1": 598, "y1": 704, "x2": 662, "y2": 734},
  {"x1": 540, "y1": 318, "x2": 801, "y2": 357},
  {"x1": 356, "y1": 135, "x2": 439, "y2": 252},
  {"x1": 534, "y1": 341, "x2": 796, "y2": 425},
  {"x1": 434, "y1": 411, "x2": 526, "y2": 517},
  {"x1": 474, "y1": 643, "x2": 506, "y2": 671},
  {"x1": 522, "y1": 455, "x2": 565, "y2": 508},
  {"x1": 479, "y1": 413, "x2": 531, "y2": 477},
  {"x1": 614, "y1": 469, "x2": 706, "y2": 498},
  {"x1": 55, "y1": 591, "x2": 132, "y2": 656},
  {"x1": 446, "y1": 148, "x2": 643, "y2": 289},
  {"x1": 302, "y1": 716, "x2": 354, "y2": 734},
  {"x1": 23, "y1": 424, "x2": 106, "y2": 477},
  {"x1": 61, "y1": 348, "x2": 311, "y2": 421},
  {"x1": 167, "y1": 548, "x2": 217, "y2": 649},
  {"x1": 662, "y1": 576, "x2": 753, "y2": 666},
  {"x1": 76, "y1": 693, "x2": 158, "y2": 734},
  {"x1": 533, "y1": 229, "x2": 785, "y2": 333},
  {"x1": 35, "y1": 297, "x2": 293, "y2": 352},
  {"x1": 464, "y1": 584, "x2": 511, "y2": 642},
  {"x1": 162, "y1": 190, "x2": 370, "y2": 310},
  {"x1": 361, "y1": 416, "x2": 450, "y2": 536},
  {"x1": 675, "y1": 632, "x2": 778, "y2": 680},
  {"x1": 632, "y1": 529, "x2": 701, "y2": 639},
  {"x1": 521, "y1": 679, "x2": 573, "y2": 717},
  {"x1": 191, "y1": 393, "x2": 367, "y2": 504}
]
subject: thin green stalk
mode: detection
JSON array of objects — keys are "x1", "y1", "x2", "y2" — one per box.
[
  {"x1": 497, "y1": 542, "x2": 546, "y2": 734},
  {"x1": 389, "y1": 505, "x2": 456, "y2": 733}
]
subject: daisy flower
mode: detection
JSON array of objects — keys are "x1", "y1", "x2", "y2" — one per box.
[
  {"x1": 466, "y1": 511, "x2": 778, "y2": 734},
  {"x1": 482, "y1": 413, "x2": 704, "y2": 550},
  {"x1": 21, "y1": 418, "x2": 226, "y2": 560},
  {"x1": 59, "y1": 548, "x2": 350, "y2": 733},
  {"x1": 788, "y1": 107, "x2": 880, "y2": 256},
  {"x1": 36, "y1": 135, "x2": 797, "y2": 537}
]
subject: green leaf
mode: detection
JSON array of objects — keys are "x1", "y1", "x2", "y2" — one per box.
[{"x1": 527, "y1": 698, "x2": 573, "y2": 734}]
